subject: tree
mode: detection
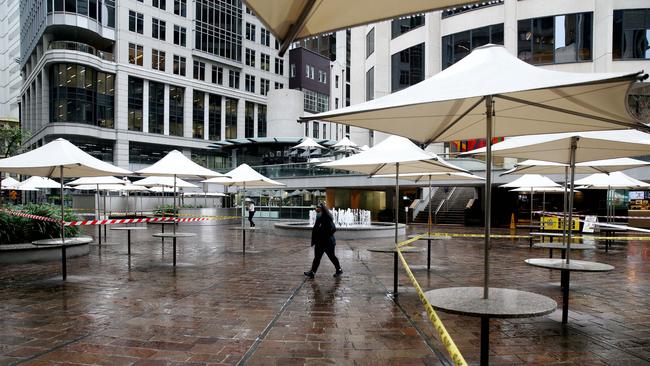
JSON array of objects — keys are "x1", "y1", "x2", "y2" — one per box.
[{"x1": 0, "y1": 127, "x2": 29, "y2": 158}]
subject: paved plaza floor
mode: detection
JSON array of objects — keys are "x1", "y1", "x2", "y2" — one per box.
[{"x1": 0, "y1": 221, "x2": 648, "y2": 365}]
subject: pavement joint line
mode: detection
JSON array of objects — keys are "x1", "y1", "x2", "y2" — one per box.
[
  {"x1": 563, "y1": 323, "x2": 650, "y2": 363},
  {"x1": 237, "y1": 275, "x2": 308, "y2": 365},
  {"x1": 345, "y1": 241, "x2": 452, "y2": 366}
]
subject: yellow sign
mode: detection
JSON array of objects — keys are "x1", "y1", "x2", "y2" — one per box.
[{"x1": 541, "y1": 216, "x2": 579, "y2": 231}]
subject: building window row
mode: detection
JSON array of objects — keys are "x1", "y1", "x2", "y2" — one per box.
[
  {"x1": 391, "y1": 15, "x2": 424, "y2": 39},
  {"x1": 391, "y1": 43, "x2": 424, "y2": 92},
  {"x1": 46, "y1": 0, "x2": 114, "y2": 28},
  {"x1": 195, "y1": 0, "x2": 243, "y2": 62},
  {"x1": 613, "y1": 9, "x2": 650, "y2": 60},
  {"x1": 442, "y1": 24, "x2": 504, "y2": 69}
]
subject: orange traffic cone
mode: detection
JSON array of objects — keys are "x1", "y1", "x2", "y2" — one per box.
[{"x1": 509, "y1": 213, "x2": 516, "y2": 229}]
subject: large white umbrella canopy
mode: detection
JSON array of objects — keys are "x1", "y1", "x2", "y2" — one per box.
[
  {"x1": 67, "y1": 176, "x2": 126, "y2": 186},
  {"x1": 133, "y1": 176, "x2": 198, "y2": 188},
  {"x1": 74, "y1": 184, "x2": 151, "y2": 192},
  {"x1": 510, "y1": 186, "x2": 573, "y2": 193},
  {"x1": 0, "y1": 138, "x2": 131, "y2": 281},
  {"x1": 291, "y1": 137, "x2": 326, "y2": 150},
  {"x1": 301, "y1": 45, "x2": 647, "y2": 142},
  {"x1": 135, "y1": 150, "x2": 224, "y2": 179},
  {"x1": 500, "y1": 174, "x2": 561, "y2": 189},
  {"x1": 203, "y1": 163, "x2": 284, "y2": 254},
  {"x1": 18, "y1": 176, "x2": 62, "y2": 190},
  {"x1": 245, "y1": 0, "x2": 475, "y2": 55},
  {"x1": 1, "y1": 176, "x2": 20, "y2": 189},
  {"x1": 320, "y1": 136, "x2": 467, "y2": 175},
  {"x1": 503, "y1": 158, "x2": 650, "y2": 176},
  {"x1": 574, "y1": 171, "x2": 650, "y2": 189},
  {"x1": 332, "y1": 137, "x2": 358, "y2": 150},
  {"x1": 0, "y1": 138, "x2": 132, "y2": 177}
]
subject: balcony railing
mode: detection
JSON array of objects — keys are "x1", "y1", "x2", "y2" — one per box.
[{"x1": 48, "y1": 41, "x2": 114, "y2": 62}]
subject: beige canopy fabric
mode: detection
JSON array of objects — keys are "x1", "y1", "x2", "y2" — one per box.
[
  {"x1": 502, "y1": 158, "x2": 650, "y2": 176},
  {"x1": 68, "y1": 176, "x2": 126, "y2": 186},
  {"x1": 301, "y1": 45, "x2": 648, "y2": 143},
  {"x1": 244, "y1": 0, "x2": 476, "y2": 54}
]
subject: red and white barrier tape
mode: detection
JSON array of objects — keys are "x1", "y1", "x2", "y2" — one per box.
[
  {"x1": 64, "y1": 217, "x2": 176, "y2": 226},
  {"x1": 0, "y1": 209, "x2": 62, "y2": 223}
]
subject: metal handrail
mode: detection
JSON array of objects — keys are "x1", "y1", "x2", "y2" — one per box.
[
  {"x1": 48, "y1": 41, "x2": 114, "y2": 61},
  {"x1": 435, "y1": 187, "x2": 457, "y2": 216},
  {"x1": 413, "y1": 187, "x2": 436, "y2": 218}
]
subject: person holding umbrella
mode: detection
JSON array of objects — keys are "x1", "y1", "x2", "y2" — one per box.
[
  {"x1": 245, "y1": 198, "x2": 256, "y2": 227},
  {"x1": 304, "y1": 202, "x2": 343, "y2": 279}
]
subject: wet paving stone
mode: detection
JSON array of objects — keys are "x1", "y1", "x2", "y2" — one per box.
[{"x1": 0, "y1": 221, "x2": 648, "y2": 365}]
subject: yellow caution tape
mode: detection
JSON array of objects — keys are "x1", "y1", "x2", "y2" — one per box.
[
  {"x1": 427, "y1": 231, "x2": 650, "y2": 241},
  {"x1": 397, "y1": 234, "x2": 468, "y2": 366}
]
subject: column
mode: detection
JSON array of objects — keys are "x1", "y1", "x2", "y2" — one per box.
[
  {"x1": 163, "y1": 84, "x2": 170, "y2": 135},
  {"x1": 220, "y1": 96, "x2": 226, "y2": 139},
  {"x1": 115, "y1": 72, "x2": 129, "y2": 130},
  {"x1": 41, "y1": 68, "x2": 49, "y2": 127},
  {"x1": 236, "y1": 98, "x2": 245, "y2": 138},
  {"x1": 204, "y1": 92, "x2": 209, "y2": 140},
  {"x1": 253, "y1": 103, "x2": 258, "y2": 137},
  {"x1": 142, "y1": 79, "x2": 149, "y2": 133},
  {"x1": 183, "y1": 87, "x2": 193, "y2": 138},
  {"x1": 503, "y1": 0, "x2": 518, "y2": 54}
]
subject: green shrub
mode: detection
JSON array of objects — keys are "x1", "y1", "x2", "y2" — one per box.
[
  {"x1": 0, "y1": 204, "x2": 79, "y2": 244},
  {"x1": 153, "y1": 204, "x2": 177, "y2": 216}
]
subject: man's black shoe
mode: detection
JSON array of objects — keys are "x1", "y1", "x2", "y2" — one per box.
[
  {"x1": 333, "y1": 269, "x2": 343, "y2": 278},
  {"x1": 304, "y1": 271, "x2": 314, "y2": 278}
]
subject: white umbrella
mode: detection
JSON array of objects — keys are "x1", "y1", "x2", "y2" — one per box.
[
  {"x1": 1, "y1": 176, "x2": 19, "y2": 189},
  {"x1": 0, "y1": 138, "x2": 131, "y2": 280},
  {"x1": 135, "y1": 150, "x2": 225, "y2": 235},
  {"x1": 500, "y1": 174, "x2": 561, "y2": 226},
  {"x1": 18, "y1": 176, "x2": 61, "y2": 190},
  {"x1": 67, "y1": 176, "x2": 126, "y2": 186},
  {"x1": 320, "y1": 135, "x2": 466, "y2": 296},
  {"x1": 574, "y1": 171, "x2": 650, "y2": 189},
  {"x1": 203, "y1": 163, "x2": 284, "y2": 254},
  {"x1": 332, "y1": 137, "x2": 359, "y2": 156},
  {"x1": 359, "y1": 145, "x2": 370, "y2": 152},
  {"x1": 503, "y1": 158, "x2": 650, "y2": 176},
  {"x1": 133, "y1": 176, "x2": 198, "y2": 188},
  {"x1": 246, "y1": 0, "x2": 475, "y2": 55},
  {"x1": 291, "y1": 137, "x2": 326, "y2": 163},
  {"x1": 510, "y1": 187, "x2": 573, "y2": 193}
]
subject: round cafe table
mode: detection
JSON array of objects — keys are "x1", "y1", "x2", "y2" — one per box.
[
  {"x1": 532, "y1": 243, "x2": 595, "y2": 259},
  {"x1": 152, "y1": 232, "x2": 196, "y2": 266},
  {"x1": 525, "y1": 258, "x2": 614, "y2": 324},
  {"x1": 408, "y1": 234, "x2": 451, "y2": 271},
  {"x1": 147, "y1": 221, "x2": 178, "y2": 244},
  {"x1": 425, "y1": 287, "x2": 556, "y2": 366},
  {"x1": 110, "y1": 226, "x2": 147, "y2": 256},
  {"x1": 367, "y1": 245, "x2": 425, "y2": 297}
]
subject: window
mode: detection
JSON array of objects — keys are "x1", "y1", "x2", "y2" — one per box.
[
  {"x1": 391, "y1": 15, "x2": 424, "y2": 38},
  {"x1": 211, "y1": 66, "x2": 223, "y2": 85},
  {"x1": 153, "y1": 0, "x2": 165, "y2": 10},
  {"x1": 246, "y1": 23, "x2": 256, "y2": 41},
  {"x1": 305, "y1": 64, "x2": 315, "y2": 79},
  {"x1": 274, "y1": 58, "x2": 284, "y2": 75},
  {"x1": 174, "y1": 0, "x2": 186, "y2": 16},
  {"x1": 366, "y1": 28, "x2": 375, "y2": 57},
  {"x1": 105, "y1": 0, "x2": 115, "y2": 28},
  {"x1": 193, "y1": 90, "x2": 205, "y2": 139},
  {"x1": 318, "y1": 70, "x2": 327, "y2": 83},
  {"x1": 195, "y1": 0, "x2": 243, "y2": 62},
  {"x1": 129, "y1": 43, "x2": 143, "y2": 66},
  {"x1": 261, "y1": 28, "x2": 270, "y2": 46},
  {"x1": 274, "y1": 82, "x2": 284, "y2": 89},
  {"x1": 208, "y1": 94, "x2": 221, "y2": 140},
  {"x1": 613, "y1": 9, "x2": 650, "y2": 60},
  {"x1": 322, "y1": 123, "x2": 326, "y2": 139},
  {"x1": 245, "y1": 48, "x2": 256, "y2": 67},
  {"x1": 391, "y1": 43, "x2": 424, "y2": 92},
  {"x1": 128, "y1": 77, "x2": 143, "y2": 131},
  {"x1": 225, "y1": 98, "x2": 237, "y2": 138},
  {"x1": 152, "y1": 18, "x2": 166, "y2": 40},
  {"x1": 443, "y1": 24, "x2": 504, "y2": 69},
  {"x1": 518, "y1": 13, "x2": 592, "y2": 65},
  {"x1": 151, "y1": 49, "x2": 166, "y2": 71},
  {"x1": 260, "y1": 53, "x2": 270, "y2": 71},
  {"x1": 304, "y1": 89, "x2": 329, "y2": 113},
  {"x1": 312, "y1": 121, "x2": 319, "y2": 138},
  {"x1": 129, "y1": 11, "x2": 143, "y2": 34},
  {"x1": 366, "y1": 67, "x2": 374, "y2": 101},
  {"x1": 260, "y1": 78, "x2": 270, "y2": 96},
  {"x1": 229, "y1": 70, "x2": 240, "y2": 89},
  {"x1": 173, "y1": 55, "x2": 186, "y2": 76},
  {"x1": 245, "y1": 6, "x2": 253, "y2": 15},
  {"x1": 257, "y1": 104, "x2": 267, "y2": 137},
  {"x1": 49, "y1": 63, "x2": 114, "y2": 128},
  {"x1": 149, "y1": 81, "x2": 164, "y2": 134},
  {"x1": 174, "y1": 25, "x2": 186, "y2": 46},
  {"x1": 290, "y1": 64, "x2": 296, "y2": 77},
  {"x1": 335, "y1": 75, "x2": 339, "y2": 88},
  {"x1": 245, "y1": 74, "x2": 256, "y2": 92},
  {"x1": 169, "y1": 86, "x2": 184, "y2": 136},
  {"x1": 245, "y1": 102, "x2": 254, "y2": 138},
  {"x1": 275, "y1": 39, "x2": 280, "y2": 50},
  {"x1": 193, "y1": 60, "x2": 206, "y2": 80}
]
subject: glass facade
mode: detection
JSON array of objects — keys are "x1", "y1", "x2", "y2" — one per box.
[
  {"x1": 193, "y1": 90, "x2": 205, "y2": 139},
  {"x1": 191, "y1": 149, "x2": 230, "y2": 171},
  {"x1": 442, "y1": 24, "x2": 504, "y2": 69},
  {"x1": 50, "y1": 63, "x2": 114, "y2": 128},
  {"x1": 47, "y1": 135, "x2": 114, "y2": 161},
  {"x1": 209, "y1": 94, "x2": 221, "y2": 140},
  {"x1": 391, "y1": 15, "x2": 424, "y2": 38},
  {"x1": 225, "y1": 98, "x2": 237, "y2": 139},
  {"x1": 47, "y1": 0, "x2": 111, "y2": 27},
  {"x1": 257, "y1": 104, "x2": 267, "y2": 138},
  {"x1": 128, "y1": 77, "x2": 143, "y2": 131},
  {"x1": 195, "y1": 0, "x2": 243, "y2": 62},
  {"x1": 300, "y1": 34, "x2": 337, "y2": 61},
  {"x1": 245, "y1": 101, "x2": 254, "y2": 138},
  {"x1": 303, "y1": 89, "x2": 329, "y2": 113},
  {"x1": 148, "y1": 81, "x2": 164, "y2": 134},
  {"x1": 518, "y1": 13, "x2": 592, "y2": 64},
  {"x1": 130, "y1": 142, "x2": 171, "y2": 165},
  {"x1": 613, "y1": 9, "x2": 650, "y2": 60},
  {"x1": 169, "y1": 86, "x2": 184, "y2": 137},
  {"x1": 391, "y1": 43, "x2": 424, "y2": 92}
]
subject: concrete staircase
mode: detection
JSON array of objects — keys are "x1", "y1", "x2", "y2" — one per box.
[{"x1": 414, "y1": 187, "x2": 476, "y2": 225}]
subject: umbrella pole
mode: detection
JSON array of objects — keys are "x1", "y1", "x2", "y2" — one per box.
[
  {"x1": 394, "y1": 162, "x2": 400, "y2": 297},
  {"x1": 173, "y1": 175, "x2": 177, "y2": 234},
  {"x1": 242, "y1": 183, "x2": 246, "y2": 255},
  {"x1": 428, "y1": 175, "x2": 432, "y2": 235},
  {"x1": 543, "y1": 192, "x2": 546, "y2": 216},
  {"x1": 97, "y1": 184, "x2": 101, "y2": 246},
  {"x1": 59, "y1": 166, "x2": 67, "y2": 281},
  {"x1": 530, "y1": 187, "x2": 534, "y2": 226},
  {"x1": 483, "y1": 96, "x2": 493, "y2": 299},
  {"x1": 563, "y1": 166, "x2": 568, "y2": 245},
  {"x1": 566, "y1": 137, "x2": 578, "y2": 263}
]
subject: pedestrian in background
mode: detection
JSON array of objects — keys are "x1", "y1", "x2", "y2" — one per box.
[
  {"x1": 304, "y1": 202, "x2": 343, "y2": 278},
  {"x1": 246, "y1": 198, "x2": 256, "y2": 227}
]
